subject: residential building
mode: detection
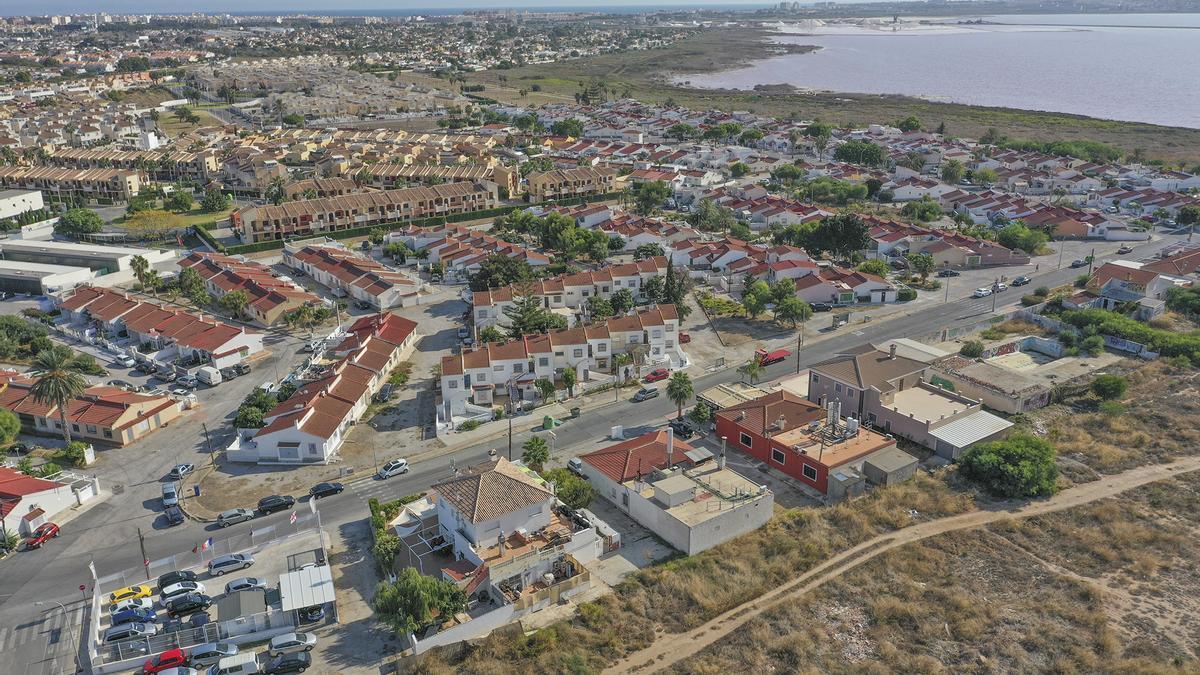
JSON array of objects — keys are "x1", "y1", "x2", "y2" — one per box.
[
  {"x1": 0, "y1": 189, "x2": 44, "y2": 220},
  {"x1": 579, "y1": 430, "x2": 773, "y2": 555},
  {"x1": 178, "y1": 252, "x2": 323, "y2": 326},
  {"x1": 0, "y1": 166, "x2": 140, "y2": 203},
  {"x1": 526, "y1": 166, "x2": 617, "y2": 202},
  {"x1": 0, "y1": 467, "x2": 100, "y2": 537},
  {"x1": 282, "y1": 240, "x2": 421, "y2": 309},
  {"x1": 389, "y1": 224, "x2": 551, "y2": 280},
  {"x1": 0, "y1": 372, "x2": 182, "y2": 447}
]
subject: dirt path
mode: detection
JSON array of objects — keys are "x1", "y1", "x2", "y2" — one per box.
[{"x1": 607, "y1": 456, "x2": 1200, "y2": 674}]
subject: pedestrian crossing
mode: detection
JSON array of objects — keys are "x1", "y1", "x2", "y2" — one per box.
[{"x1": 0, "y1": 604, "x2": 83, "y2": 653}]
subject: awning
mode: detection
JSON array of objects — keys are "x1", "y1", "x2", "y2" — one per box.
[
  {"x1": 929, "y1": 410, "x2": 1013, "y2": 450},
  {"x1": 279, "y1": 564, "x2": 335, "y2": 612},
  {"x1": 683, "y1": 447, "x2": 714, "y2": 464}
]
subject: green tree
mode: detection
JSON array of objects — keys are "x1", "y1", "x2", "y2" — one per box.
[
  {"x1": 30, "y1": 345, "x2": 87, "y2": 443},
  {"x1": 130, "y1": 255, "x2": 150, "y2": 288},
  {"x1": 974, "y1": 168, "x2": 999, "y2": 186},
  {"x1": 56, "y1": 208, "x2": 103, "y2": 236},
  {"x1": 642, "y1": 276, "x2": 665, "y2": 304},
  {"x1": 265, "y1": 176, "x2": 287, "y2": 206},
  {"x1": 561, "y1": 367, "x2": 578, "y2": 397},
  {"x1": 534, "y1": 378, "x2": 556, "y2": 406},
  {"x1": 901, "y1": 195, "x2": 942, "y2": 222},
  {"x1": 959, "y1": 434, "x2": 1059, "y2": 498},
  {"x1": 522, "y1": 435, "x2": 550, "y2": 471},
  {"x1": 906, "y1": 252, "x2": 935, "y2": 282},
  {"x1": 469, "y1": 254, "x2": 534, "y2": 292},
  {"x1": 218, "y1": 290, "x2": 250, "y2": 318},
  {"x1": 201, "y1": 189, "x2": 231, "y2": 213},
  {"x1": 373, "y1": 568, "x2": 467, "y2": 635},
  {"x1": 478, "y1": 326, "x2": 505, "y2": 343},
  {"x1": 550, "y1": 118, "x2": 584, "y2": 137},
  {"x1": 770, "y1": 279, "x2": 797, "y2": 306},
  {"x1": 688, "y1": 400, "x2": 711, "y2": 427},
  {"x1": 1091, "y1": 374, "x2": 1127, "y2": 400},
  {"x1": 688, "y1": 198, "x2": 738, "y2": 233},
  {"x1": 808, "y1": 213, "x2": 871, "y2": 260},
  {"x1": 940, "y1": 159, "x2": 965, "y2": 184},
  {"x1": 234, "y1": 405, "x2": 265, "y2": 429},
  {"x1": 833, "y1": 140, "x2": 887, "y2": 167},
  {"x1": 774, "y1": 296, "x2": 812, "y2": 328},
  {"x1": 543, "y1": 468, "x2": 594, "y2": 509},
  {"x1": 857, "y1": 259, "x2": 892, "y2": 278},
  {"x1": 634, "y1": 243, "x2": 665, "y2": 261},
  {"x1": 959, "y1": 340, "x2": 984, "y2": 358},
  {"x1": 165, "y1": 191, "x2": 194, "y2": 213},
  {"x1": 996, "y1": 222, "x2": 1049, "y2": 254},
  {"x1": 0, "y1": 408, "x2": 20, "y2": 444},
  {"x1": 740, "y1": 355, "x2": 764, "y2": 384},
  {"x1": 742, "y1": 280, "x2": 770, "y2": 319},
  {"x1": 55, "y1": 441, "x2": 89, "y2": 468},
  {"x1": 895, "y1": 115, "x2": 922, "y2": 132},
  {"x1": 666, "y1": 371, "x2": 694, "y2": 419},
  {"x1": 666, "y1": 123, "x2": 697, "y2": 140},
  {"x1": 1177, "y1": 205, "x2": 1200, "y2": 227},
  {"x1": 607, "y1": 288, "x2": 633, "y2": 315},
  {"x1": 730, "y1": 162, "x2": 751, "y2": 178},
  {"x1": 633, "y1": 181, "x2": 671, "y2": 216}
]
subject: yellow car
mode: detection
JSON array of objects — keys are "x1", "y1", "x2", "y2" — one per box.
[{"x1": 108, "y1": 584, "x2": 153, "y2": 605}]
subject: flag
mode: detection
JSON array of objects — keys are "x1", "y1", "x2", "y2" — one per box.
[
  {"x1": 176, "y1": 233, "x2": 184, "y2": 247},
  {"x1": 289, "y1": 511, "x2": 297, "y2": 524},
  {"x1": 88, "y1": 560, "x2": 97, "y2": 580},
  {"x1": 192, "y1": 543, "x2": 199, "y2": 554},
  {"x1": 203, "y1": 537, "x2": 213, "y2": 551},
  {"x1": 308, "y1": 497, "x2": 317, "y2": 514}
]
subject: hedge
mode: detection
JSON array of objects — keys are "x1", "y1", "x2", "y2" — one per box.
[
  {"x1": 221, "y1": 191, "x2": 625, "y2": 256},
  {"x1": 192, "y1": 221, "x2": 226, "y2": 253}
]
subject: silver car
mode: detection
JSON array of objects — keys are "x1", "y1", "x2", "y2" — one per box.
[
  {"x1": 223, "y1": 577, "x2": 267, "y2": 594},
  {"x1": 160, "y1": 580, "x2": 206, "y2": 602},
  {"x1": 187, "y1": 642, "x2": 238, "y2": 668},
  {"x1": 208, "y1": 553, "x2": 254, "y2": 577},
  {"x1": 216, "y1": 508, "x2": 254, "y2": 528},
  {"x1": 267, "y1": 631, "x2": 317, "y2": 656},
  {"x1": 102, "y1": 621, "x2": 158, "y2": 644},
  {"x1": 161, "y1": 482, "x2": 179, "y2": 508}
]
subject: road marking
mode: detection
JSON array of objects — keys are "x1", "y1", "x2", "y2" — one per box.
[{"x1": 0, "y1": 626, "x2": 8, "y2": 646}]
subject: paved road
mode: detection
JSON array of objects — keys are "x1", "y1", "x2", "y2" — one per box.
[{"x1": 0, "y1": 234, "x2": 1175, "y2": 673}]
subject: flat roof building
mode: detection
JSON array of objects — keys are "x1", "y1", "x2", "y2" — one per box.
[
  {"x1": 0, "y1": 239, "x2": 175, "y2": 274},
  {"x1": 0, "y1": 260, "x2": 95, "y2": 295}
]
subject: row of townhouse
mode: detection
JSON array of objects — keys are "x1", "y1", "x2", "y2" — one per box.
[
  {"x1": 56, "y1": 286, "x2": 265, "y2": 370},
  {"x1": 178, "y1": 252, "x2": 324, "y2": 326},
  {"x1": 936, "y1": 190, "x2": 1144, "y2": 241},
  {"x1": 0, "y1": 166, "x2": 140, "y2": 203},
  {"x1": 470, "y1": 257, "x2": 668, "y2": 329},
  {"x1": 704, "y1": 185, "x2": 831, "y2": 230},
  {"x1": 233, "y1": 180, "x2": 500, "y2": 243},
  {"x1": 348, "y1": 162, "x2": 522, "y2": 197},
  {"x1": 43, "y1": 147, "x2": 221, "y2": 184},
  {"x1": 1089, "y1": 187, "x2": 1200, "y2": 218},
  {"x1": 440, "y1": 304, "x2": 681, "y2": 417},
  {"x1": 283, "y1": 177, "x2": 362, "y2": 200},
  {"x1": 282, "y1": 240, "x2": 422, "y2": 309},
  {"x1": 525, "y1": 166, "x2": 618, "y2": 203},
  {"x1": 863, "y1": 215, "x2": 1031, "y2": 269},
  {"x1": 670, "y1": 236, "x2": 808, "y2": 272},
  {"x1": 229, "y1": 313, "x2": 419, "y2": 464},
  {"x1": 388, "y1": 223, "x2": 551, "y2": 278},
  {"x1": 0, "y1": 371, "x2": 182, "y2": 448}
]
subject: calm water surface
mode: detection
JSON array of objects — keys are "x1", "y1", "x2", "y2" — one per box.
[{"x1": 682, "y1": 14, "x2": 1200, "y2": 128}]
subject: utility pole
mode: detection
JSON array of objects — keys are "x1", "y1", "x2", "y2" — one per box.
[
  {"x1": 944, "y1": 276, "x2": 950, "y2": 303},
  {"x1": 137, "y1": 528, "x2": 150, "y2": 581},
  {"x1": 1058, "y1": 241, "x2": 1065, "y2": 269},
  {"x1": 1087, "y1": 247, "x2": 1096, "y2": 274},
  {"x1": 507, "y1": 408, "x2": 513, "y2": 461},
  {"x1": 36, "y1": 600, "x2": 83, "y2": 674},
  {"x1": 795, "y1": 325, "x2": 804, "y2": 374},
  {"x1": 201, "y1": 422, "x2": 214, "y2": 466}
]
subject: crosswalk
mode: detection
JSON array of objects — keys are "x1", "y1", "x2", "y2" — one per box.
[{"x1": 0, "y1": 604, "x2": 83, "y2": 653}]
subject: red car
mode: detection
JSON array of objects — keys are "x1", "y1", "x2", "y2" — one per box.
[
  {"x1": 23, "y1": 522, "x2": 59, "y2": 550},
  {"x1": 143, "y1": 648, "x2": 187, "y2": 674},
  {"x1": 644, "y1": 368, "x2": 670, "y2": 383},
  {"x1": 679, "y1": 332, "x2": 692, "y2": 344}
]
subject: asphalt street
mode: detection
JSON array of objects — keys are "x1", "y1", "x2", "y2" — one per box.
[{"x1": 0, "y1": 233, "x2": 1176, "y2": 674}]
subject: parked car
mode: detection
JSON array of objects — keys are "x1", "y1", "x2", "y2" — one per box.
[
  {"x1": 936, "y1": 269, "x2": 961, "y2": 278},
  {"x1": 1070, "y1": 259, "x2": 1088, "y2": 268},
  {"x1": 219, "y1": 367, "x2": 239, "y2": 381},
  {"x1": 161, "y1": 482, "x2": 180, "y2": 508},
  {"x1": 1011, "y1": 275, "x2": 1031, "y2": 286},
  {"x1": 143, "y1": 648, "x2": 188, "y2": 674},
  {"x1": 216, "y1": 508, "x2": 254, "y2": 528},
  {"x1": 103, "y1": 622, "x2": 158, "y2": 644},
  {"x1": 156, "y1": 370, "x2": 178, "y2": 383},
  {"x1": 109, "y1": 584, "x2": 154, "y2": 605},
  {"x1": 1117, "y1": 245, "x2": 1134, "y2": 254},
  {"x1": 165, "y1": 593, "x2": 211, "y2": 617},
  {"x1": 644, "y1": 368, "x2": 669, "y2": 383},
  {"x1": 567, "y1": 457, "x2": 584, "y2": 476},
  {"x1": 456, "y1": 327, "x2": 470, "y2": 340},
  {"x1": 155, "y1": 669, "x2": 197, "y2": 675},
  {"x1": 208, "y1": 553, "x2": 254, "y2": 577},
  {"x1": 232, "y1": 363, "x2": 251, "y2": 376},
  {"x1": 7, "y1": 441, "x2": 32, "y2": 456},
  {"x1": 632, "y1": 387, "x2": 659, "y2": 402},
  {"x1": 668, "y1": 418, "x2": 695, "y2": 440},
  {"x1": 187, "y1": 642, "x2": 238, "y2": 668},
  {"x1": 994, "y1": 282, "x2": 1008, "y2": 292},
  {"x1": 110, "y1": 596, "x2": 154, "y2": 615},
  {"x1": 377, "y1": 459, "x2": 409, "y2": 479},
  {"x1": 354, "y1": 300, "x2": 372, "y2": 310},
  {"x1": 160, "y1": 581, "x2": 206, "y2": 602},
  {"x1": 308, "y1": 482, "x2": 344, "y2": 499},
  {"x1": 22, "y1": 522, "x2": 59, "y2": 549},
  {"x1": 298, "y1": 605, "x2": 325, "y2": 623},
  {"x1": 257, "y1": 495, "x2": 296, "y2": 515},
  {"x1": 224, "y1": 577, "x2": 268, "y2": 594},
  {"x1": 107, "y1": 379, "x2": 134, "y2": 390},
  {"x1": 114, "y1": 355, "x2": 137, "y2": 368},
  {"x1": 164, "y1": 505, "x2": 185, "y2": 527},
  {"x1": 177, "y1": 375, "x2": 198, "y2": 389},
  {"x1": 111, "y1": 607, "x2": 157, "y2": 626},
  {"x1": 268, "y1": 632, "x2": 317, "y2": 656},
  {"x1": 157, "y1": 570, "x2": 198, "y2": 592},
  {"x1": 375, "y1": 383, "x2": 394, "y2": 402},
  {"x1": 168, "y1": 464, "x2": 195, "y2": 480},
  {"x1": 973, "y1": 287, "x2": 993, "y2": 298},
  {"x1": 678, "y1": 332, "x2": 692, "y2": 344},
  {"x1": 264, "y1": 652, "x2": 312, "y2": 674},
  {"x1": 810, "y1": 302, "x2": 833, "y2": 312}
]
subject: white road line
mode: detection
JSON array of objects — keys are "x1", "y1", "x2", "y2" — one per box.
[{"x1": 0, "y1": 626, "x2": 8, "y2": 647}]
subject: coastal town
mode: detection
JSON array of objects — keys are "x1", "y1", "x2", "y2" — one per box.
[{"x1": 1, "y1": 4, "x2": 1200, "y2": 675}]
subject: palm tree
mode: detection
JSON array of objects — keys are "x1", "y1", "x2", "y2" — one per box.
[
  {"x1": 741, "y1": 356, "x2": 764, "y2": 384},
  {"x1": 144, "y1": 270, "x2": 162, "y2": 298},
  {"x1": 130, "y1": 255, "x2": 149, "y2": 288},
  {"x1": 30, "y1": 345, "x2": 87, "y2": 443},
  {"x1": 666, "y1": 371, "x2": 694, "y2": 420},
  {"x1": 521, "y1": 436, "x2": 549, "y2": 471}
]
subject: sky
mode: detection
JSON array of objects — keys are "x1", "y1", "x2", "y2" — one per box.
[{"x1": 2, "y1": 0, "x2": 913, "y2": 16}]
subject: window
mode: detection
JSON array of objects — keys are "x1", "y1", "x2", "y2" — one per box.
[
  {"x1": 103, "y1": 429, "x2": 113, "y2": 439},
  {"x1": 477, "y1": 373, "x2": 487, "y2": 382},
  {"x1": 835, "y1": 383, "x2": 842, "y2": 394},
  {"x1": 539, "y1": 357, "x2": 549, "y2": 367},
  {"x1": 449, "y1": 381, "x2": 458, "y2": 389},
  {"x1": 812, "y1": 374, "x2": 820, "y2": 384},
  {"x1": 739, "y1": 432, "x2": 752, "y2": 448},
  {"x1": 493, "y1": 365, "x2": 504, "y2": 372},
  {"x1": 651, "y1": 330, "x2": 662, "y2": 339},
  {"x1": 597, "y1": 344, "x2": 607, "y2": 353},
  {"x1": 802, "y1": 464, "x2": 818, "y2": 481},
  {"x1": 86, "y1": 425, "x2": 97, "y2": 434},
  {"x1": 846, "y1": 389, "x2": 854, "y2": 398},
  {"x1": 771, "y1": 448, "x2": 785, "y2": 464},
  {"x1": 72, "y1": 424, "x2": 80, "y2": 432},
  {"x1": 573, "y1": 349, "x2": 583, "y2": 358},
  {"x1": 514, "y1": 363, "x2": 524, "y2": 373}
]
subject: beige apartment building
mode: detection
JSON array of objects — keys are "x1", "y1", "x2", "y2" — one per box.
[{"x1": 526, "y1": 166, "x2": 617, "y2": 203}]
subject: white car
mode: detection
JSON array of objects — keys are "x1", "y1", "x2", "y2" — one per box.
[
  {"x1": 377, "y1": 459, "x2": 409, "y2": 479},
  {"x1": 160, "y1": 580, "x2": 206, "y2": 602},
  {"x1": 110, "y1": 596, "x2": 154, "y2": 615},
  {"x1": 973, "y1": 287, "x2": 993, "y2": 298},
  {"x1": 224, "y1": 577, "x2": 268, "y2": 594},
  {"x1": 267, "y1": 631, "x2": 317, "y2": 656},
  {"x1": 994, "y1": 282, "x2": 1008, "y2": 291}
]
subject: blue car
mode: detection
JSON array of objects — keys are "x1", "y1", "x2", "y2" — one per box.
[{"x1": 111, "y1": 606, "x2": 157, "y2": 625}]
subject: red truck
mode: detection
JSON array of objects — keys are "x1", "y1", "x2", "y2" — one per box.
[{"x1": 754, "y1": 348, "x2": 791, "y2": 367}]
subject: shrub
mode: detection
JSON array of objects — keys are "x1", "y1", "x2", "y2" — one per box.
[
  {"x1": 1021, "y1": 295, "x2": 1044, "y2": 307},
  {"x1": 1098, "y1": 401, "x2": 1125, "y2": 418},
  {"x1": 1091, "y1": 374, "x2": 1128, "y2": 400},
  {"x1": 54, "y1": 441, "x2": 89, "y2": 467},
  {"x1": 1080, "y1": 334, "x2": 1105, "y2": 356},
  {"x1": 959, "y1": 434, "x2": 1059, "y2": 498},
  {"x1": 1034, "y1": 286, "x2": 1051, "y2": 297},
  {"x1": 1074, "y1": 274, "x2": 1089, "y2": 288},
  {"x1": 458, "y1": 419, "x2": 482, "y2": 432},
  {"x1": 0, "y1": 408, "x2": 20, "y2": 444},
  {"x1": 897, "y1": 288, "x2": 918, "y2": 302},
  {"x1": 959, "y1": 340, "x2": 984, "y2": 358}
]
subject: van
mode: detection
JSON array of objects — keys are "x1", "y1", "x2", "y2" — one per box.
[
  {"x1": 114, "y1": 355, "x2": 136, "y2": 368},
  {"x1": 211, "y1": 652, "x2": 259, "y2": 675},
  {"x1": 196, "y1": 366, "x2": 222, "y2": 386}
]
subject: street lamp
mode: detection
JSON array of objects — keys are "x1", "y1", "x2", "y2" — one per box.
[{"x1": 35, "y1": 600, "x2": 83, "y2": 674}]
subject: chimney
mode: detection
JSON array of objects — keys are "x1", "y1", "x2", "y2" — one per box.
[
  {"x1": 497, "y1": 530, "x2": 505, "y2": 553},
  {"x1": 719, "y1": 436, "x2": 727, "y2": 470},
  {"x1": 889, "y1": 343, "x2": 897, "y2": 360},
  {"x1": 666, "y1": 426, "x2": 674, "y2": 468}
]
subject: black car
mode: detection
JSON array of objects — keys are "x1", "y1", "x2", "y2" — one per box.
[
  {"x1": 810, "y1": 302, "x2": 833, "y2": 312},
  {"x1": 257, "y1": 495, "x2": 297, "y2": 514},
  {"x1": 157, "y1": 570, "x2": 198, "y2": 593},
  {"x1": 164, "y1": 505, "x2": 185, "y2": 526},
  {"x1": 165, "y1": 592, "x2": 211, "y2": 617},
  {"x1": 7, "y1": 442, "x2": 31, "y2": 456},
  {"x1": 355, "y1": 300, "x2": 372, "y2": 310},
  {"x1": 632, "y1": 387, "x2": 659, "y2": 402},
  {"x1": 309, "y1": 482, "x2": 344, "y2": 499},
  {"x1": 298, "y1": 605, "x2": 325, "y2": 623},
  {"x1": 265, "y1": 651, "x2": 312, "y2": 674},
  {"x1": 1070, "y1": 259, "x2": 1088, "y2": 268},
  {"x1": 1011, "y1": 275, "x2": 1031, "y2": 286},
  {"x1": 668, "y1": 418, "x2": 695, "y2": 440},
  {"x1": 936, "y1": 269, "x2": 961, "y2": 278},
  {"x1": 219, "y1": 367, "x2": 239, "y2": 381},
  {"x1": 232, "y1": 363, "x2": 251, "y2": 376},
  {"x1": 134, "y1": 361, "x2": 157, "y2": 374}
]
